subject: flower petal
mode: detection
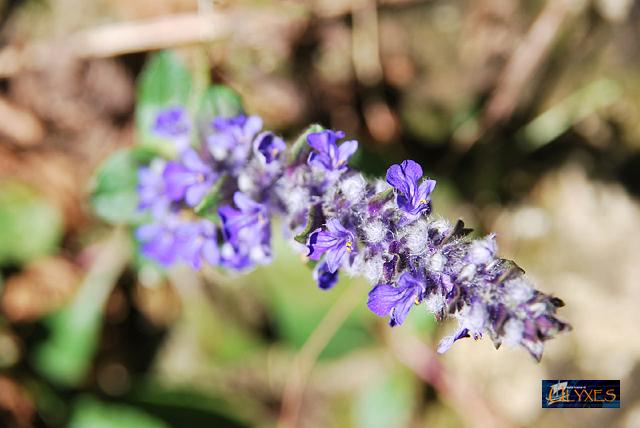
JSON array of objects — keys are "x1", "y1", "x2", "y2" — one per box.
[
  {"x1": 185, "y1": 183, "x2": 209, "y2": 207},
  {"x1": 367, "y1": 284, "x2": 402, "y2": 317},
  {"x1": 244, "y1": 115, "x2": 263, "y2": 139},
  {"x1": 202, "y1": 240, "x2": 220, "y2": 265},
  {"x1": 436, "y1": 328, "x2": 470, "y2": 354},
  {"x1": 337, "y1": 140, "x2": 358, "y2": 167},
  {"x1": 306, "y1": 229, "x2": 339, "y2": 260},
  {"x1": 324, "y1": 244, "x2": 347, "y2": 273},
  {"x1": 313, "y1": 261, "x2": 339, "y2": 290},
  {"x1": 181, "y1": 149, "x2": 208, "y2": 172}
]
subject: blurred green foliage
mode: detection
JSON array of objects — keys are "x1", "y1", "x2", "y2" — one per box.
[
  {"x1": 353, "y1": 369, "x2": 416, "y2": 428},
  {"x1": 91, "y1": 148, "x2": 147, "y2": 225},
  {"x1": 0, "y1": 181, "x2": 62, "y2": 266},
  {"x1": 69, "y1": 397, "x2": 170, "y2": 428}
]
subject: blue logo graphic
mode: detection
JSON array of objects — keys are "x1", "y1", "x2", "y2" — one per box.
[{"x1": 542, "y1": 380, "x2": 620, "y2": 408}]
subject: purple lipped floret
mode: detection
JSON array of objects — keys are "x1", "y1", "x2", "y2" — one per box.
[
  {"x1": 386, "y1": 159, "x2": 436, "y2": 216},
  {"x1": 175, "y1": 219, "x2": 220, "y2": 270},
  {"x1": 368, "y1": 271, "x2": 426, "y2": 326},
  {"x1": 163, "y1": 149, "x2": 217, "y2": 207},
  {"x1": 136, "y1": 215, "x2": 182, "y2": 267},
  {"x1": 307, "y1": 130, "x2": 358, "y2": 172},
  {"x1": 219, "y1": 192, "x2": 272, "y2": 268},
  {"x1": 207, "y1": 115, "x2": 262, "y2": 168},
  {"x1": 254, "y1": 132, "x2": 286, "y2": 165},
  {"x1": 307, "y1": 218, "x2": 356, "y2": 273}
]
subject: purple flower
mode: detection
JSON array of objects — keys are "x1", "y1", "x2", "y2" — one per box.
[
  {"x1": 163, "y1": 149, "x2": 217, "y2": 207},
  {"x1": 207, "y1": 115, "x2": 262, "y2": 165},
  {"x1": 254, "y1": 132, "x2": 286, "y2": 165},
  {"x1": 367, "y1": 271, "x2": 425, "y2": 326},
  {"x1": 307, "y1": 130, "x2": 358, "y2": 172},
  {"x1": 313, "y1": 261, "x2": 339, "y2": 290},
  {"x1": 175, "y1": 220, "x2": 220, "y2": 270},
  {"x1": 386, "y1": 160, "x2": 436, "y2": 216},
  {"x1": 137, "y1": 159, "x2": 170, "y2": 217},
  {"x1": 219, "y1": 192, "x2": 272, "y2": 267},
  {"x1": 136, "y1": 216, "x2": 181, "y2": 266},
  {"x1": 307, "y1": 218, "x2": 356, "y2": 273},
  {"x1": 153, "y1": 107, "x2": 191, "y2": 151}
]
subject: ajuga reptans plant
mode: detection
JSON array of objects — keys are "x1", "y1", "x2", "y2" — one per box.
[{"x1": 134, "y1": 106, "x2": 570, "y2": 361}]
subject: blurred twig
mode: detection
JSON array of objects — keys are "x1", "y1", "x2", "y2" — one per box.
[
  {"x1": 0, "y1": 96, "x2": 44, "y2": 146},
  {"x1": 0, "y1": 13, "x2": 230, "y2": 78},
  {"x1": 518, "y1": 78, "x2": 622, "y2": 149},
  {"x1": 277, "y1": 281, "x2": 365, "y2": 428},
  {"x1": 352, "y1": 0, "x2": 383, "y2": 86},
  {"x1": 386, "y1": 330, "x2": 514, "y2": 428},
  {"x1": 314, "y1": 0, "x2": 431, "y2": 19},
  {"x1": 73, "y1": 13, "x2": 229, "y2": 58},
  {"x1": 454, "y1": 0, "x2": 575, "y2": 150}
]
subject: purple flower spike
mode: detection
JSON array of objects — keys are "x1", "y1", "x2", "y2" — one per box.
[
  {"x1": 134, "y1": 111, "x2": 570, "y2": 360},
  {"x1": 307, "y1": 130, "x2": 358, "y2": 172},
  {"x1": 307, "y1": 218, "x2": 356, "y2": 273},
  {"x1": 386, "y1": 160, "x2": 436, "y2": 216},
  {"x1": 367, "y1": 271, "x2": 425, "y2": 326},
  {"x1": 254, "y1": 132, "x2": 286, "y2": 165},
  {"x1": 175, "y1": 220, "x2": 220, "y2": 270},
  {"x1": 313, "y1": 261, "x2": 339, "y2": 290},
  {"x1": 163, "y1": 149, "x2": 217, "y2": 207}
]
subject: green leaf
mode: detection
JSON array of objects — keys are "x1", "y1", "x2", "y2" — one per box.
[
  {"x1": 194, "y1": 174, "x2": 228, "y2": 219},
  {"x1": 519, "y1": 78, "x2": 622, "y2": 149},
  {"x1": 90, "y1": 149, "x2": 143, "y2": 225},
  {"x1": 33, "y1": 301, "x2": 102, "y2": 386},
  {"x1": 136, "y1": 50, "x2": 192, "y2": 146},
  {"x1": 197, "y1": 85, "x2": 243, "y2": 121},
  {"x1": 32, "y1": 231, "x2": 130, "y2": 386},
  {"x1": 69, "y1": 396, "x2": 170, "y2": 428},
  {"x1": 0, "y1": 181, "x2": 62, "y2": 266},
  {"x1": 288, "y1": 124, "x2": 324, "y2": 164},
  {"x1": 293, "y1": 203, "x2": 323, "y2": 244},
  {"x1": 253, "y1": 234, "x2": 373, "y2": 359},
  {"x1": 125, "y1": 382, "x2": 250, "y2": 428}
]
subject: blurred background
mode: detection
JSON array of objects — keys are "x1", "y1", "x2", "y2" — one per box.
[{"x1": 0, "y1": 0, "x2": 639, "y2": 427}]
